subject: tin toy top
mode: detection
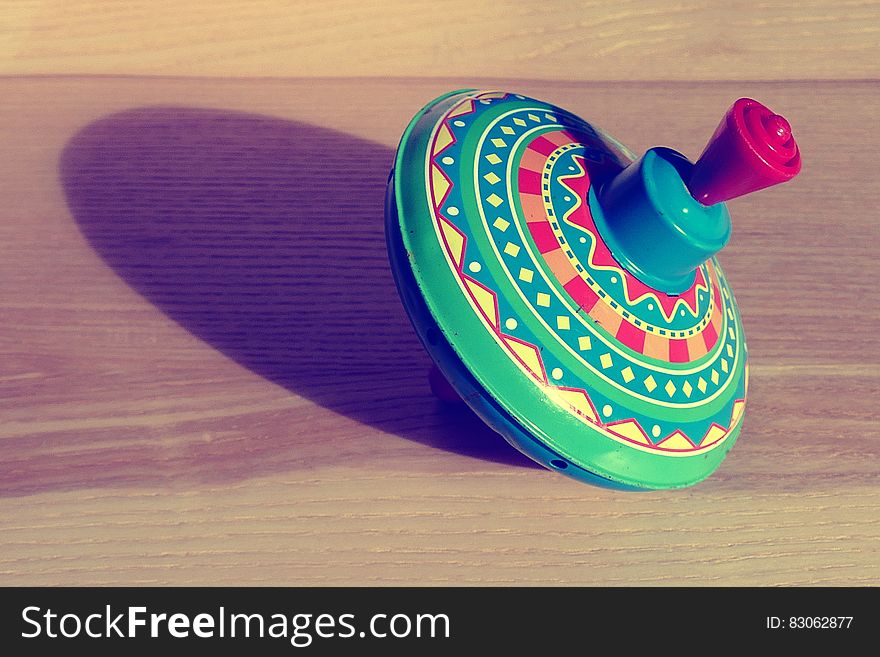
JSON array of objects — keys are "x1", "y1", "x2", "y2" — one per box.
[{"x1": 385, "y1": 91, "x2": 801, "y2": 489}]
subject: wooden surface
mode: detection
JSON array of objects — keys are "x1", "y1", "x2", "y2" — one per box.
[
  {"x1": 0, "y1": 75, "x2": 878, "y2": 585},
  {"x1": 2, "y1": 1, "x2": 879, "y2": 81}
]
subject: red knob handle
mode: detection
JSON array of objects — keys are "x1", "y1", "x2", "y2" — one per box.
[{"x1": 688, "y1": 98, "x2": 802, "y2": 205}]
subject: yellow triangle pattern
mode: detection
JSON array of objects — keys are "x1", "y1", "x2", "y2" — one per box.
[
  {"x1": 438, "y1": 217, "x2": 465, "y2": 268},
  {"x1": 730, "y1": 400, "x2": 746, "y2": 427},
  {"x1": 608, "y1": 421, "x2": 650, "y2": 445},
  {"x1": 504, "y1": 337, "x2": 544, "y2": 381},
  {"x1": 431, "y1": 164, "x2": 450, "y2": 204},
  {"x1": 656, "y1": 432, "x2": 694, "y2": 450},
  {"x1": 465, "y1": 279, "x2": 498, "y2": 328},
  {"x1": 447, "y1": 100, "x2": 474, "y2": 118},
  {"x1": 552, "y1": 389, "x2": 598, "y2": 423},
  {"x1": 434, "y1": 124, "x2": 455, "y2": 155},
  {"x1": 702, "y1": 424, "x2": 727, "y2": 446}
]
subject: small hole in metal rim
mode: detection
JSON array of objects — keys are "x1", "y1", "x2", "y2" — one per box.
[{"x1": 550, "y1": 459, "x2": 568, "y2": 469}]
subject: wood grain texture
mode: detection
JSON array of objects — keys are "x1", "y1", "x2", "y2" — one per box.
[
  {"x1": 1, "y1": 1, "x2": 879, "y2": 81},
  {"x1": 0, "y1": 76, "x2": 878, "y2": 585}
]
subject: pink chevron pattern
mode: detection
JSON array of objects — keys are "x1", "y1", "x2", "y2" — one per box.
[{"x1": 518, "y1": 138, "x2": 723, "y2": 362}]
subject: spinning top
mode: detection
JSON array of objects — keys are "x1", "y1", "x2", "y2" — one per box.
[{"x1": 385, "y1": 91, "x2": 800, "y2": 489}]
